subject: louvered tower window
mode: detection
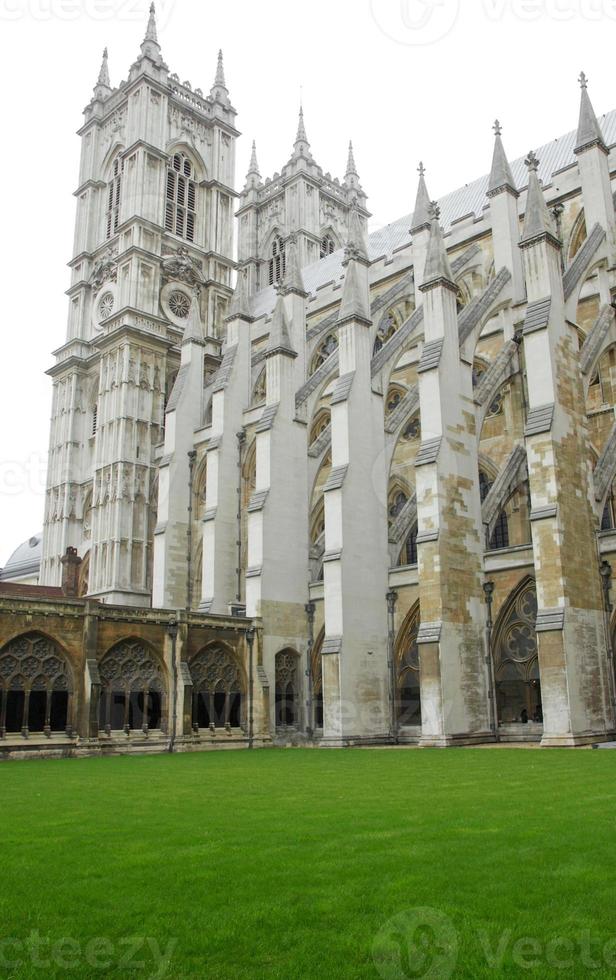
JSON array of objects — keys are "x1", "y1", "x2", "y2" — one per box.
[
  {"x1": 165, "y1": 153, "x2": 197, "y2": 242},
  {"x1": 106, "y1": 157, "x2": 124, "y2": 240},
  {"x1": 320, "y1": 234, "x2": 335, "y2": 258},
  {"x1": 268, "y1": 236, "x2": 286, "y2": 286}
]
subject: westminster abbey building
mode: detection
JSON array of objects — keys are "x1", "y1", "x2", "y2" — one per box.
[{"x1": 1, "y1": 6, "x2": 616, "y2": 757}]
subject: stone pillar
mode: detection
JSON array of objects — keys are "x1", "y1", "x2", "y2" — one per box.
[
  {"x1": 321, "y1": 212, "x2": 390, "y2": 744},
  {"x1": 520, "y1": 152, "x2": 614, "y2": 745},
  {"x1": 415, "y1": 210, "x2": 491, "y2": 746}
]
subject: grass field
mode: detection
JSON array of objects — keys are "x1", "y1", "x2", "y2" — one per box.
[{"x1": 1, "y1": 748, "x2": 615, "y2": 979}]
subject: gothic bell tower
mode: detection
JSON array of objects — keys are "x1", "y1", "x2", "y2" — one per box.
[
  {"x1": 236, "y1": 109, "x2": 369, "y2": 293},
  {"x1": 40, "y1": 5, "x2": 238, "y2": 605}
]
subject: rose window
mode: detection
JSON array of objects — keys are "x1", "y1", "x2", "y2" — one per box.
[
  {"x1": 98, "y1": 292, "x2": 115, "y2": 321},
  {"x1": 169, "y1": 290, "x2": 191, "y2": 319}
]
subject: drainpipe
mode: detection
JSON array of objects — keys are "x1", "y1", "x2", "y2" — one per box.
[
  {"x1": 186, "y1": 451, "x2": 196, "y2": 611},
  {"x1": 245, "y1": 625, "x2": 256, "y2": 749},
  {"x1": 386, "y1": 590, "x2": 398, "y2": 743},
  {"x1": 167, "y1": 617, "x2": 179, "y2": 753},
  {"x1": 483, "y1": 580, "x2": 499, "y2": 741},
  {"x1": 305, "y1": 601, "x2": 316, "y2": 739},
  {"x1": 236, "y1": 430, "x2": 246, "y2": 604}
]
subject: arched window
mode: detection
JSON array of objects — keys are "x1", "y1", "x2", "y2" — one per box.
[
  {"x1": 395, "y1": 605, "x2": 421, "y2": 726},
  {"x1": 268, "y1": 236, "x2": 286, "y2": 286},
  {"x1": 386, "y1": 385, "x2": 405, "y2": 415},
  {"x1": 400, "y1": 525, "x2": 418, "y2": 566},
  {"x1": 490, "y1": 510, "x2": 510, "y2": 550},
  {"x1": 388, "y1": 489, "x2": 408, "y2": 521},
  {"x1": 275, "y1": 649, "x2": 300, "y2": 729},
  {"x1": 165, "y1": 152, "x2": 197, "y2": 242},
  {"x1": 403, "y1": 416, "x2": 420, "y2": 442},
  {"x1": 320, "y1": 234, "x2": 335, "y2": 258},
  {"x1": 251, "y1": 369, "x2": 266, "y2": 407},
  {"x1": 310, "y1": 334, "x2": 338, "y2": 374},
  {"x1": 493, "y1": 579, "x2": 541, "y2": 725},
  {"x1": 98, "y1": 640, "x2": 165, "y2": 734},
  {"x1": 0, "y1": 633, "x2": 73, "y2": 737},
  {"x1": 309, "y1": 410, "x2": 330, "y2": 446},
  {"x1": 190, "y1": 645, "x2": 243, "y2": 731},
  {"x1": 479, "y1": 470, "x2": 493, "y2": 503},
  {"x1": 106, "y1": 156, "x2": 124, "y2": 240},
  {"x1": 310, "y1": 629, "x2": 324, "y2": 729}
]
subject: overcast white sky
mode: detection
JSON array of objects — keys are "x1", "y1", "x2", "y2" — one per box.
[{"x1": 0, "y1": 0, "x2": 612, "y2": 565}]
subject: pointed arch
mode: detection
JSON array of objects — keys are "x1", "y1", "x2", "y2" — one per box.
[
  {"x1": 491, "y1": 576, "x2": 541, "y2": 726},
  {"x1": 275, "y1": 648, "x2": 301, "y2": 729},
  {"x1": 394, "y1": 602, "x2": 421, "y2": 726},
  {"x1": 0, "y1": 632, "x2": 75, "y2": 736},
  {"x1": 190, "y1": 641, "x2": 245, "y2": 731},
  {"x1": 97, "y1": 637, "x2": 167, "y2": 734},
  {"x1": 311, "y1": 627, "x2": 325, "y2": 729}
]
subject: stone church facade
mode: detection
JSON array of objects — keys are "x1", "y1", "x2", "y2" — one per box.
[{"x1": 2, "y1": 7, "x2": 616, "y2": 756}]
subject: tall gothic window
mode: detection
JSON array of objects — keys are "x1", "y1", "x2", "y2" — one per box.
[
  {"x1": 493, "y1": 579, "x2": 541, "y2": 725},
  {"x1": 0, "y1": 633, "x2": 73, "y2": 737},
  {"x1": 490, "y1": 510, "x2": 510, "y2": 550},
  {"x1": 275, "y1": 649, "x2": 300, "y2": 729},
  {"x1": 165, "y1": 152, "x2": 197, "y2": 242},
  {"x1": 106, "y1": 156, "x2": 124, "y2": 240},
  {"x1": 268, "y1": 236, "x2": 286, "y2": 286},
  {"x1": 320, "y1": 234, "x2": 335, "y2": 258},
  {"x1": 310, "y1": 333, "x2": 338, "y2": 374},
  {"x1": 98, "y1": 640, "x2": 165, "y2": 734},
  {"x1": 396, "y1": 605, "x2": 421, "y2": 726},
  {"x1": 401, "y1": 525, "x2": 418, "y2": 566},
  {"x1": 191, "y1": 645, "x2": 243, "y2": 731}
]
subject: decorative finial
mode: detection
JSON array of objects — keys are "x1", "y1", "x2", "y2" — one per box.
[
  {"x1": 418, "y1": 161, "x2": 426, "y2": 177},
  {"x1": 144, "y1": 1, "x2": 158, "y2": 43},
  {"x1": 215, "y1": 49, "x2": 226, "y2": 88},
  {"x1": 525, "y1": 150, "x2": 539, "y2": 173},
  {"x1": 493, "y1": 119, "x2": 502, "y2": 136},
  {"x1": 346, "y1": 140, "x2": 358, "y2": 176},
  {"x1": 295, "y1": 104, "x2": 308, "y2": 145},
  {"x1": 428, "y1": 200, "x2": 441, "y2": 220},
  {"x1": 578, "y1": 71, "x2": 588, "y2": 89},
  {"x1": 96, "y1": 47, "x2": 110, "y2": 89},
  {"x1": 248, "y1": 140, "x2": 260, "y2": 176}
]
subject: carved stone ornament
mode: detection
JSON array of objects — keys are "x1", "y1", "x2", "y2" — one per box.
[
  {"x1": 161, "y1": 246, "x2": 205, "y2": 287},
  {"x1": 90, "y1": 247, "x2": 118, "y2": 290}
]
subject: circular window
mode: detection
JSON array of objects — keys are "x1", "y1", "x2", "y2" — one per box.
[
  {"x1": 168, "y1": 290, "x2": 191, "y2": 319},
  {"x1": 98, "y1": 292, "x2": 115, "y2": 321}
]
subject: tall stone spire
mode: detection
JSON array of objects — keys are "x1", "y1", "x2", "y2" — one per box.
[
  {"x1": 520, "y1": 151, "x2": 559, "y2": 245},
  {"x1": 181, "y1": 290, "x2": 205, "y2": 347},
  {"x1": 93, "y1": 47, "x2": 111, "y2": 98},
  {"x1": 210, "y1": 49, "x2": 229, "y2": 104},
  {"x1": 422, "y1": 204, "x2": 455, "y2": 290},
  {"x1": 140, "y1": 2, "x2": 162, "y2": 61},
  {"x1": 279, "y1": 235, "x2": 307, "y2": 297},
  {"x1": 575, "y1": 71, "x2": 607, "y2": 153},
  {"x1": 266, "y1": 293, "x2": 296, "y2": 357},
  {"x1": 343, "y1": 141, "x2": 363, "y2": 193},
  {"x1": 411, "y1": 162, "x2": 432, "y2": 234},
  {"x1": 248, "y1": 140, "x2": 260, "y2": 177},
  {"x1": 338, "y1": 205, "x2": 370, "y2": 323},
  {"x1": 487, "y1": 120, "x2": 517, "y2": 198},
  {"x1": 227, "y1": 267, "x2": 253, "y2": 322},
  {"x1": 292, "y1": 105, "x2": 312, "y2": 158}
]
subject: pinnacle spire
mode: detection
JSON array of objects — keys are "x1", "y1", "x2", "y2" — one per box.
[
  {"x1": 346, "y1": 141, "x2": 358, "y2": 177},
  {"x1": 520, "y1": 152, "x2": 559, "y2": 245},
  {"x1": 182, "y1": 290, "x2": 204, "y2": 346},
  {"x1": 228, "y1": 267, "x2": 254, "y2": 321},
  {"x1": 94, "y1": 47, "x2": 111, "y2": 94},
  {"x1": 338, "y1": 205, "x2": 370, "y2": 322},
  {"x1": 295, "y1": 105, "x2": 308, "y2": 146},
  {"x1": 487, "y1": 119, "x2": 518, "y2": 198},
  {"x1": 575, "y1": 71, "x2": 607, "y2": 154},
  {"x1": 248, "y1": 140, "x2": 260, "y2": 176},
  {"x1": 411, "y1": 162, "x2": 432, "y2": 233},
  {"x1": 210, "y1": 49, "x2": 229, "y2": 104},
  {"x1": 279, "y1": 236, "x2": 307, "y2": 296},
  {"x1": 140, "y1": 2, "x2": 162, "y2": 60},
  {"x1": 421, "y1": 203, "x2": 455, "y2": 290},
  {"x1": 266, "y1": 292, "x2": 296, "y2": 357}
]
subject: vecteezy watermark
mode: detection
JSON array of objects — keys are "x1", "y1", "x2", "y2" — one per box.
[
  {"x1": 370, "y1": 0, "x2": 616, "y2": 46},
  {"x1": 373, "y1": 909, "x2": 616, "y2": 977},
  {"x1": 0, "y1": 0, "x2": 175, "y2": 23},
  {"x1": 370, "y1": 0, "x2": 460, "y2": 46},
  {"x1": 372, "y1": 908, "x2": 459, "y2": 980},
  {"x1": 0, "y1": 932, "x2": 176, "y2": 978}
]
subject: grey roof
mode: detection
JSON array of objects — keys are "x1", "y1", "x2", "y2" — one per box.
[
  {"x1": 1, "y1": 533, "x2": 43, "y2": 579},
  {"x1": 251, "y1": 108, "x2": 616, "y2": 320}
]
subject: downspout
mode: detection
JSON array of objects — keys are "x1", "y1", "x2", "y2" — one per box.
[
  {"x1": 483, "y1": 580, "x2": 499, "y2": 741},
  {"x1": 167, "y1": 617, "x2": 179, "y2": 754}
]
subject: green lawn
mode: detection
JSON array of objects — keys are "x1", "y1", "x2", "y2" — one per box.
[{"x1": 1, "y1": 749, "x2": 615, "y2": 979}]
